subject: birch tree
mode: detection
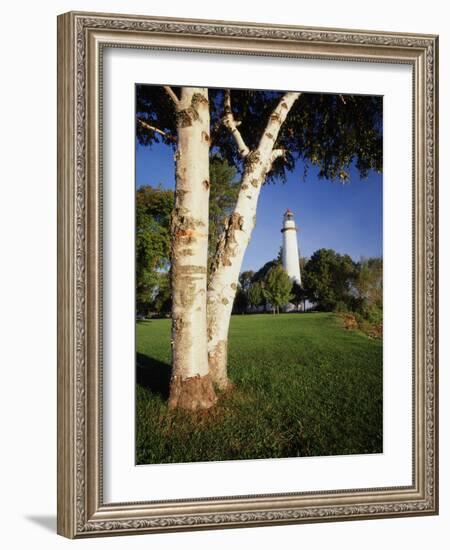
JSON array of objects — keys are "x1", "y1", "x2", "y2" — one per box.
[
  {"x1": 168, "y1": 87, "x2": 219, "y2": 409},
  {"x1": 137, "y1": 86, "x2": 217, "y2": 409}
]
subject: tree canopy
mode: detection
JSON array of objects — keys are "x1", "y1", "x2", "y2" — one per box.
[
  {"x1": 208, "y1": 156, "x2": 240, "y2": 272},
  {"x1": 136, "y1": 86, "x2": 382, "y2": 185},
  {"x1": 247, "y1": 282, "x2": 264, "y2": 309},
  {"x1": 238, "y1": 270, "x2": 255, "y2": 293},
  {"x1": 232, "y1": 286, "x2": 249, "y2": 314},
  {"x1": 251, "y1": 259, "x2": 281, "y2": 284},
  {"x1": 262, "y1": 265, "x2": 294, "y2": 314},
  {"x1": 303, "y1": 248, "x2": 357, "y2": 311},
  {"x1": 291, "y1": 281, "x2": 309, "y2": 310},
  {"x1": 352, "y1": 257, "x2": 383, "y2": 323},
  {"x1": 136, "y1": 185, "x2": 174, "y2": 316}
]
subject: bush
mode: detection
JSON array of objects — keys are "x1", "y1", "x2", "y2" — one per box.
[
  {"x1": 334, "y1": 301, "x2": 349, "y2": 313},
  {"x1": 359, "y1": 319, "x2": 383, "y2": 339},
  {"x1": 341, "y1": 313, "x2": 358, "y2": 330},
  {"x1": 339, "y1": 307, "x2": 382, "y2": 339}
]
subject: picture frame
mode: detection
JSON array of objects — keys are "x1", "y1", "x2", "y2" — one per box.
[{"x1": 57, "y1": 11, "x2": 438, "y2": 538}]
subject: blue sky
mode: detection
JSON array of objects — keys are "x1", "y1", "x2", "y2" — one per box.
[{"x1": 136, "y1": 141, "x2": 382, "y2": 272}]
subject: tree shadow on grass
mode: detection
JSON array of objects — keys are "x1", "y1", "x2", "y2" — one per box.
[{"x1": 136, "y1": 352, "x2": 171, "y2": 399}]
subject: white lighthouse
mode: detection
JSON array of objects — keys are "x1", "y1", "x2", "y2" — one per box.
[{"x1": 281, "y1": 209, "x2": 301, "y2": 286}]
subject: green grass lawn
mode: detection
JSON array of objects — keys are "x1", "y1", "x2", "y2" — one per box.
[{"x1": 136, "y1": 312, "x2": 382, "y2": 464}]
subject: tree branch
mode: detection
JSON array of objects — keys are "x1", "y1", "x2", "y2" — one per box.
[
  {"x1": 258, "y1": 91, "x2": 301, "y2": 155},
  {"x1": 222, "y1": 89, "x2": 250, "y2": 158},
  {"x1": 270, "y1": 149, "x2": 286, "y2": 164},
  {"x1": 137, "y1": 118, "x2": 176, "y2": 142},
  {"x1": 163, "y1": 85, "x2": 180, "y2": 106}
]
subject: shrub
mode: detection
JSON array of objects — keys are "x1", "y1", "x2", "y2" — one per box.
[{"x1": 341, "y1": 313, "x2": 358, "y2": 330}]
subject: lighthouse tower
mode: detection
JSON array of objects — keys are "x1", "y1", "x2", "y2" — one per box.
[{"x1": 281, "y1": 209, "x2": 301, "y2": 286}]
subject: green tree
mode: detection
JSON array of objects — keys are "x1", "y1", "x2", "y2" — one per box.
[
  {"x1": 208, "y1": 156, "x2": 240, "y2": 273},
  {"x1": 247, "y1": 282, "x2": 264, "y2": 310},
  {"x1": 152, "y1": 272, "x2": 172, "y2": 316},
  {"x1": 262, "y1": 265, "x2": 294, "y2": 314},
  {"x1": 291, "y1": 281, "x2": 310, "y2": 312},
  {"x1": 353, "y1": 257, "x2": 383, "y2": 322},
  {"x1": 303, "y1": 248, "x2": 357, "y2": 311},
  {"x1": 299, "y1": 256, "x2": 308, "y2": 272},
  {"x1": 250, "y1": 259, "x2": 281, "y2": 310},
  {"x1": 232, "y1": 285, "x2": 249, "y2": 314},
  {"x1": 252, "y1": 259, "x2": 281, "y2": 284},
  {"x1": 136, "y1": 185, "x2": 174, "y2": 316},
  {"x1": 238, "y1": 270, "x2": 255, "y2": 292}
]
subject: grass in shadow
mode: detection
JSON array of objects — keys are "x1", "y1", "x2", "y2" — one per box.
[{"x1": 136, "y1": 352, "x2": 171, "y2": 400}]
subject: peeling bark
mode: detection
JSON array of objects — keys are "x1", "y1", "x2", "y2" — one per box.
[
  {"x1": 208, "y1": 340, "x2": 233, "y2": 392},
  {"x1": 169, "y1": 87, "x2": 217, "y2": 410},
  {"x1": 207, "y1": 92, "x2": 301, "y2": 387}
]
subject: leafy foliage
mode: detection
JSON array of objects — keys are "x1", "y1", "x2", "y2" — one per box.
[
  {"x1": 214, "y1": 90, "x2": 382, "y2": 183},
  {"x1": 261, "y1": 265, "x2": 294, "y2": 313},
  {"x1": 303, "y1": 248, "x2": 357, "y2": 311},
  {"x1": 251, "y1": 258, "x2": 281, "y2": 284},
  {"x1": 136, "y1": 185, "x2": 174, "y2": 316},
  {"x1": 232, "y1": 286, "x2": 249, "y2": 314},
  {"x1": 208, "y1": 156, "x2": 240, "y2": 271},
  {"x1": 136, "y1": 86, "x2": 382, "y2": 185},
  {"x1": 353, "y1": 258, "x2": 383, "y2": 310},
  {"x1": 291, "y1": 281, "x2": 310, "y2": 310},
  {"x1": 238, "y1": 270, "x2": 255, "y2": 293},
  {"x1": 351, "y1": 258, "x2": 383, "y2": 335},
  {"x1": 247, "y1": 282, "x2": 264, "y2": 309},
  {"x1": 302, "y1": 251, "x2": 383, "y2": 336},
  {"x1": 136, "y1": 85, "x2": 179, "y2": 148},
  {"x1": 152, "y1": 272, "x2": 172, "y2": 316}
]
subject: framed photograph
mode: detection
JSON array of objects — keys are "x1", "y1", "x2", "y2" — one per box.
[{"x1": 57, "y1": 11, "x2": 438, "y2": 538}]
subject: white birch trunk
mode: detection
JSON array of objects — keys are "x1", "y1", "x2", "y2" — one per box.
[
  {"x1": 169, "y1": 87, "x2": 217, "y2": 410},
  {"x1": 207, "y1": 92, "x2": 300, "y2": 389}
]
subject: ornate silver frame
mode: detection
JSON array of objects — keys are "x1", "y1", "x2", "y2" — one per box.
[{"x1": 57, "y1": 11, "x2": 439, "y2": 538}]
